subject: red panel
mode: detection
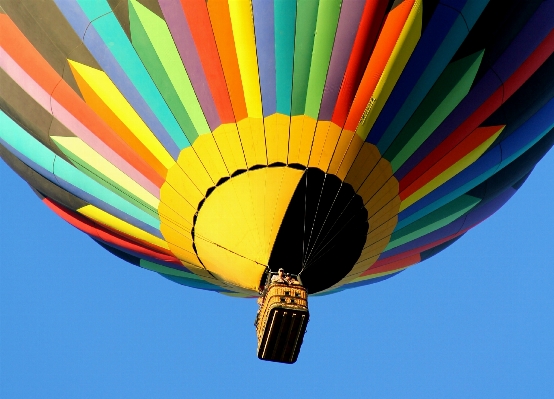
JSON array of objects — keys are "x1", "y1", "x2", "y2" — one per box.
[
  {"x1": 43, "y1": 197, "x2": 181, "y2": 265},
  {"x1": 180, "y1": 0, "x2": 236, "y2": 123},
  {"x1": 206, "y1": 0, "x2": 248, "y2": 122},
  {"x1": 360, "y1": 253, "x2": 420, "y2": 276},
  {"x1": 399, "y1": 125, "x2": 504, "y2": 199},
  {"x1": 343, "y1": 0, "x2": 415, "y2": 132},
  {"x1": 331, "y1": 0, "x2": 388, "y2": 127}
]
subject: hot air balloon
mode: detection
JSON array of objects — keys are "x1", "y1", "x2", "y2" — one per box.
[{"x1": 1, "y1": 0, "x2": 553, "y2": 362}]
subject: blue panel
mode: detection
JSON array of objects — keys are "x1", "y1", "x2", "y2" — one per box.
[{"x1": 253, "y1": 0, "x2": 277, "y2": 116}]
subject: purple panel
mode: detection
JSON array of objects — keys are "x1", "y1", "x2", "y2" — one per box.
[
  {"x1": 253, "y1": 0, "x2": 276, "y2": 116},
  {"x1": 318, "y1": 0, "x2": 365, "y2": 121},
  {"x1": 53, "y1": 0, "x2": 91, "y2": 38},
  {"x1": 159, "y1": 0, "x2": 221, "y2": 130}
]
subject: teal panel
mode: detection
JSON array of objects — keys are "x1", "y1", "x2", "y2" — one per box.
[{"x1": 274, "y1": 0, "x2": 297, "y2": 115}]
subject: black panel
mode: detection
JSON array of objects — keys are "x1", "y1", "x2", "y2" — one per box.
[
  {"x1": 452, "y1": 0, "x2": 542, "y2": 83},
  {"x1": 421, "y1": 0, "x2": 441, "y2": 33},
  {"x1": 268, "y1": 168, "x2": 369, "y2": 294}
]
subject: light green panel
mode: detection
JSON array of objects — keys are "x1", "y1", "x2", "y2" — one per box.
[
  {"x1": 129, "y1": 0, "x2": 202, "y2": 143},
  {"x1": 304, "y1": 0, "x2": 342, "y2": 119},
  {"x1": 140, "y1": 259, "x2": 202, "y2": 279}
]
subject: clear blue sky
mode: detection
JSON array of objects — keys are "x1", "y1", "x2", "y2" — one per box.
[{"x1": 1, "y1": 149, "x2": 553, "y2": 399}]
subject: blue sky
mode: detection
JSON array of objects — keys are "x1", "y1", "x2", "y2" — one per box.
[{"x1": 1, "y1": 149, "x2": 553, "y2": 399}]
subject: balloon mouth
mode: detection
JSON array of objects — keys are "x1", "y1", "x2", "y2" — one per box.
[{"x1": 191, "y1": 165, "x2": 369, "y2": 294}]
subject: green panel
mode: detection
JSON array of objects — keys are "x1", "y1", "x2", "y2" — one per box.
[
  {"x1": 387, "y1": 51, "x2": 483, "y2": 171},
  {"x1": 140, "y1": 259, "x2": 202, "y2": 279},
  {"x1": 129, "y1": 0, "x2": 199, "y2": 143},
  {"x1": 290, "y1": 0, "x2": 319, "y2": 116},
  {"x1": 275, "y1": 0, "x2": 297, "y2": 115},
  {"x1": 0, "y1": 112, "x2": 56, "y2": 170},
  {"x1": 386, "y1": 194, "x2": 480, "y2": 250},
  {"x1": 53, "y1": 138, "x2": 159, "y2": 219},
  {"x1": 304, "y1": 0, "x2": 342, "y2": 119},
  {"x1": 129, "y1": 0, "x2": 209, "y2": 136}
]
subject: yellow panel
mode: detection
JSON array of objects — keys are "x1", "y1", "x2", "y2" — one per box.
[
  {"x1": 193, "y1": 168, "x2": 302, "y2": 291},
  {"x1": 307, "y1": 121, "x2": 332, "y2": 167},
  {"x1": 400, "y1": 128, "x2": 503, "y2": 210},
  {"x1": 212, "y1": 123, "x2": 247, "y2": 172},
  {"x1": 228, "y1": 0, "x2": 263, "y2": 118},
  {"x1": 265, "y1": 113, "x2": 290, "y2": 164},
  {"x1": 315, "y1": 122, "x2": 343, "y2": 171},
  {"x1": 249, "y1": 117, "x2": 267, "y2": 165},
  {"x1": 162, "y1": 164, "x2": 204, "y2": 209},
  {"x1": 176, "y1": 146, "x2": 214, "y2": 197},
  {"x1": 327, "y1": 130, "x2": 363, "y2": 177},
  {"x1": 335, "y1": 133, "x2": 364, "y2": 180},
  {"x1": 355, "y1": 0, "x2": 422, "y2": 139},
  {"x1": 159, "y1": 225, "x2": 201, "y2": 265},
  {"x1": 191, "y1": 133, "x2": 229, "y2": 181},
  {"x1": 193, "y1": 240, "x2": 266, "y2": 291},
  {"x1": 365, "y1": 180, "x2": 401, "y2": 216},
  {"x1": 157, "y1": 202, "x2": 193, "y2": 233},
  {"x1": 287, "y1": 115, "x2": 318, "y2": 165},
  {"x1": 236, "y1": 117, "x2": 267, "y2": 167},
  {"x1": 52, "y1": 136, "x2": 160, "y2": 209},
  {"x1": 158, "y1": 220, "x2": 195, "y2": 252},
  {"x1": 343, "y1": 143, "x2": 381, "y2": 191},
  {"x1": 297, "y1": 117, "x2": 318, "y2": 165},
  {"x1": 287, "y1": 115, "x2": 305, "y2": 164},
  {"x1": 357, "y1": 158, "x2": 394, "y2": 204},
  {"x1": 363, "y1": 217, "x2": 398, "y2": 252},
  {"x1": 159, "y1": 184, "x2": 197, "y2": 226},
  {"x1": 78, "y1": 205, "x2": 169, "y2": 250},
  {"x1": 68, "y1": 60, "x2": 175, "y2": 168}
]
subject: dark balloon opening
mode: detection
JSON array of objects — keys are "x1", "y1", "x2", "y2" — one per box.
[{"x1": 268, "y1": 168, "x2": 369, "y2": 294}]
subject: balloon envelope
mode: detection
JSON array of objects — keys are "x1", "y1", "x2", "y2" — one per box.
[{"x1": 0, "y1": 0, "x2": 553, "y2": 296}]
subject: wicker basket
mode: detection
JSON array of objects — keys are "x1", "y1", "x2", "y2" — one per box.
[{"x1": 255, "y1": 282, "x2": 309, "y2": 363}]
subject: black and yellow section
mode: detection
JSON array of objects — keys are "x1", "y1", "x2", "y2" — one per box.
[{"x1": 159, "y1": 125, "x2": 399, "y2": 294}]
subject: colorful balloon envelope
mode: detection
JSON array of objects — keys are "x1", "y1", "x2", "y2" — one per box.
[{"x1": 1, "y1": 0, "x2": 553, "y2": 296}]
